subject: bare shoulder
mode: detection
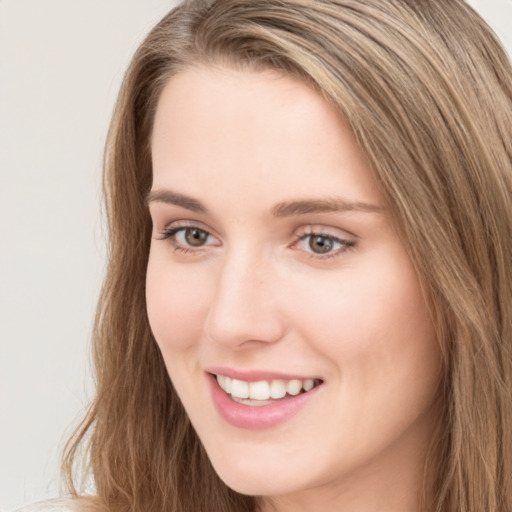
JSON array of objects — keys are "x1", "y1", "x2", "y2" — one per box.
[{"x1": 13, "y1": 498, "x2": 82, "y2": 512}]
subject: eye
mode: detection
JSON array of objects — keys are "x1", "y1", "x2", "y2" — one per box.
[
  {"x1": 306, "y1": 234, "x2": 337, "y2": 254},
  {"x1": 180, "y1": 227, "x2": 209, "y2": 247},
  {"x1": 156, "y1": 225, "x2": 220, "y2": 252},
  {"x1": 293, "y1": 230, "x2": 354, "y2": 259}
]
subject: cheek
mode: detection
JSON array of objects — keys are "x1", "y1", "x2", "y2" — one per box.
[
  {"x1": 284, "y1": 250, "x2": 439, "y2": 385},
  {"x1": 145, "y1": 252, "x2": 209, "y2": 354},
  {"x1": 146, "y1": 252, "x2": 216, "y2": 418},
  {"x1": 281, "y1": 255, "x2": 440, "y2": 457}
]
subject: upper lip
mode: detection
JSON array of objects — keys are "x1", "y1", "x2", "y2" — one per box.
[{"x1": 206, "y1": 366, "x2": 322, "y2": 382}]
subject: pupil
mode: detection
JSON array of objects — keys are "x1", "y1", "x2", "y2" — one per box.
[
  {"x1": 185, "y1": 228, "x2": 207, "y2": 246},
  {"x1": 309, "y1": 235, "x2": 333, "y2": 254}
]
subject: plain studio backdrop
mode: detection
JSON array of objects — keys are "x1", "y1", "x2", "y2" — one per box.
[{"x1": 0, "y1": 1, "x2": 510, "y2": 510}]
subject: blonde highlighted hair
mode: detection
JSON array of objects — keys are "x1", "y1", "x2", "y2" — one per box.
[{"x1": 63, "y1": 1, "x2": 512, "y2": 510}]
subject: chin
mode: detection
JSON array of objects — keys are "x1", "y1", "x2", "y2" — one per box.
[
  {"x1": 207, "y1": 450, "x2": 312, "y2": 497},
  {"x1": 218, "y1": 472, "x2": 302, "y2": 497}
]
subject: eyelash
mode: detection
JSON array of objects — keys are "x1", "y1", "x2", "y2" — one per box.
[
  {"x1": 293, "y1": 229, "x2": 355, "y2": 260},
  {"x1": 156, "y1": 224, "x2": 355, "y2": 260},
  {"x1": 156, "y1": 225, "x2": 217, "y2": 255}
]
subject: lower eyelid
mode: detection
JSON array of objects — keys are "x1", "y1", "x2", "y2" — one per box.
[
  {"x1": 294, "y1": 234, "x2": 355, "y2": 257},
  {"x1": 157, "y1": 226, "x2": 220, "y2": 250},
  {"x1": 156, "y1": 226, "x2": 353, "y2": 257}
]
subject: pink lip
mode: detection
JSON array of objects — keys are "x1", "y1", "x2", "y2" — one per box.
[
  {"x1": 207, "y1": 373, "x2": 323, "y2": 430},
  {"x1": 206, "y1": 366, "x2": 321, "y2": 382}
]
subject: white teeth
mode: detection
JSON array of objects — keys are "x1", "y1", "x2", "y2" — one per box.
[
  {"x1": 270, "y1": 379, "x2": 287, "y2": 399},
  {"x1": 224, "y1": 376, "x2": 232, "y2": 394},
  {"x1": 249, "y1": 380, "x2": 270, "y2": 400},
  {"x1": 230, "y1": 378, "x2": 249, "y2": 399},
  {"x1": 216, "y1": 374, "x2": 319, "y2": 401},
  {"x1": 286, "y1": 379, "x2": 302, "y2": 396},
  {"x1": 303, "y1": 379, "x2": 314, "y2": 391}
]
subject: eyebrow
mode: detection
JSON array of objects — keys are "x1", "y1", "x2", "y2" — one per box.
[
  {"x1": 271, "y1": 198, "x2": 383, "y2": 217},
  {"x1": 146, "y1": 189, "x2": 383, "y2": 217},
  {"x1": 146, "y1": 189, "x2": 209, "y2": 214}
]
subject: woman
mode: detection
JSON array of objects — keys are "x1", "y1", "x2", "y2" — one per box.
[{"x1": 36, "y1": 0, "x2": 512, "y2": 511}]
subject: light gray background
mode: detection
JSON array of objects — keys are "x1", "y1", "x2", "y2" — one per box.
[{"x1": 0, "y1": 1, "x2": 510, "y2": 510}]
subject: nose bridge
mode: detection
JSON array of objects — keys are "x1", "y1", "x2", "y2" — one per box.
[{"x1": 205, "y1": 243, "x2": 284, "y2": 347}]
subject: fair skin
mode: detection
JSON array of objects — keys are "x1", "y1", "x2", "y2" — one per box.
[{"x1": 146, "y1": 66, "x2": 441, "y2": 512}]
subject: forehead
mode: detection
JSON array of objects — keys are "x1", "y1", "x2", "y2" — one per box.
[
  {"x1": 151, "y1": 65, "x2": 337, "y2": 158},
  {"x1": 150, "y1": 65, "x2": 381, "y2": 208}
]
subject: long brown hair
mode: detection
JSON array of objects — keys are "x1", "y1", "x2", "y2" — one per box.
[{"x1": 63, "y1": 1, "x2": 512, "y2": 511}]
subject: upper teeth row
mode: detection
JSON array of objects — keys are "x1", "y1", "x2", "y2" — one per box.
[{"x1": 216, "y1": 374, "x2": 316, "y2": 400}]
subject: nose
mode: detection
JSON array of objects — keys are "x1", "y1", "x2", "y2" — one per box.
[{"x1": 204, "y1": 247, "x2": 286, "y2": 349}]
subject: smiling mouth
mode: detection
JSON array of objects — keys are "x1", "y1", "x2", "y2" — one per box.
[{"x1": 213, "y1": 374, "x2": 323, "y2": 406}]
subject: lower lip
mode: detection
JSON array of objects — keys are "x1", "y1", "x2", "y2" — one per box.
[{"x1": 208, "y1": 374, "x2": 322, "y2": 430}]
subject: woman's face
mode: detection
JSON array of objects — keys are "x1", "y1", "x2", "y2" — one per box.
[{"x1": 147, "y1": 66, "x2": 441, "y2": 509}]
